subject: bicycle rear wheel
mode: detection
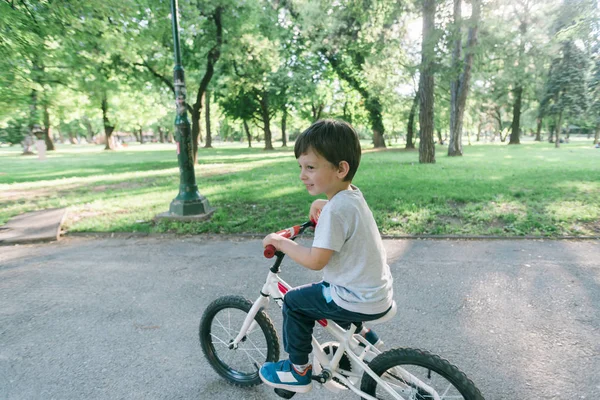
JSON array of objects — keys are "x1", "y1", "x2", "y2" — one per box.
[
  {"x1": 360, "y1": 348, "x2": 484, "y2": 400},
  {"x1": 199, "y1": 295, "x2": 280, "y2": 387}
]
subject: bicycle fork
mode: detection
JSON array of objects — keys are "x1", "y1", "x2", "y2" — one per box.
[{"x1": 229, "y1": 295, "x2": 269, "y2": 349}]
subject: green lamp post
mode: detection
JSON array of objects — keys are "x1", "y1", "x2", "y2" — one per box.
[{"x1": 160, "y1": 0, "x2": 214, "y2": 220}]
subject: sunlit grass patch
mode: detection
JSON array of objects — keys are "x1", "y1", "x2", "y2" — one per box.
[{"x1": 1, "y1": 140, "x2": 599, "y2": 236}]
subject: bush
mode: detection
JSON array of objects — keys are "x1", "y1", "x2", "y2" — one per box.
[{"x1": 0, "y1": 118, "x2": 28, "y2": 145}]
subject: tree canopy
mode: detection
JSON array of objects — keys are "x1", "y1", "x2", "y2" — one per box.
[{"x1": 1, "y1": 0, "x2": 598, "y2": 154}]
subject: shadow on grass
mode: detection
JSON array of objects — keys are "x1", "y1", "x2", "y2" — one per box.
[
  {"x1": 0, "y1": 146, "x2": 295, "y2": 184},
  {"x1": 1, "y1": 143, "x2": 599, "y2": 236}
]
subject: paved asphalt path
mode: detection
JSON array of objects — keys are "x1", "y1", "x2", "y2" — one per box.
[{"x1": 1, "y1": 235, "x2": 598, "y2": 400}]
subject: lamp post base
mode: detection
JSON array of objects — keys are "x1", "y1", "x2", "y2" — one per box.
[{"x1": 155, "y1": 195, "x2": 216, "y2": 221}]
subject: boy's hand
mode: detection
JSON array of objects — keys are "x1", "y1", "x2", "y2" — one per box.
[
  {"x1": 263, "y1": 233, "x2": 283, "y2": 251},
  {"x1": 309, "y1": 199, "x2": 328, "y2": 223}
]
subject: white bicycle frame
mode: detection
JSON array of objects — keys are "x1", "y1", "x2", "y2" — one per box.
[{"x1": 230, "y1": 269, "x2": 443, "y2": 400}]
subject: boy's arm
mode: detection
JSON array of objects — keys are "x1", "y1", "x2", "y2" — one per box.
[
  {"x1": 309, "y1": 199, "x2": 328, "y2": 223},
  {"x1": 263, "y1": 233, "x2": 333, "y2": 271}
]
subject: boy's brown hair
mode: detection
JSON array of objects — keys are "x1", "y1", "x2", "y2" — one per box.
[{"x1": 294, "y1": 119, "x2": 361, "y2": 182}]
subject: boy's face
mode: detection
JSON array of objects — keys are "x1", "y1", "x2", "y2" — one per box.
[{"x1": 297, "y1": 148, "x2": 348, "y2": 199}]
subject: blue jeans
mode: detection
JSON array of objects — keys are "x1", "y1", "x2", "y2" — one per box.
[{"x1": 282, "y1": 281, "x2": 389, "y2": 365}]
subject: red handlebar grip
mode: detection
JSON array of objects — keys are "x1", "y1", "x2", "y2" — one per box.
[{"x1": 264, "y1": 245, "x2": 276, "y2": 259}]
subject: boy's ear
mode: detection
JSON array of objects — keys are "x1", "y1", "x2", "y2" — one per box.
[{"x1": 337, "y1": 161, "x2": 350, "y2": 179}]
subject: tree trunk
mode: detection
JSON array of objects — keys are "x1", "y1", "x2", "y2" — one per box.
[
  {"x1": 192, "y1": 107, "x2": 201, "y2": 150},
  {"x1": 342, "y1": 100, "x2": 352, "y2": 124},
  {"x1": 198, "y1": 93, "x2": 203, "y2": 144},
  {"x1": 548, "y1": 123, "x2": 555, "y2": 142},
  {"x1": 509, "y1": 18, "x2": 528, "y2": 145},
  {"x1": 437, "y1": 129, "x2": 443, "y2": 144},
  {"x1": 509, "y1": 86, "x2": 523, "y2": 144},
  {"x1": 243, "y1": 119, "x2": 252, "y2": 148},
  {"x1": 448, "y1": 0, "x2": 480, "y2": 157},
  {"x1": 42, "y1": 103, "x2": 55, "y2": 150},
  {"x1": 139, "y1": 127, "x2": 144, "y2": 144},
  {"x1": 22, "y1": 89, "x2": 39, "y2": 155},
  {"x1": 555, "y1": 112, "x2": 563, "y2": 148},
  {"x1": 190, "y1": 7, "x2": 222, "y2": 161},
  {"x1": 535, "y1": 117, "x2": 542, "y2": 141},
  {"x1": 594, "y1": 127, "x2": 599, "y2": 145},
  {"x1": 68, "y1": 131, "x2": 77, "y2": 144},
  {"x1": 281, "y1": 108, "x2": 288, "y2": 147},
  {"x1": 204, "y1": 90, "x2": 212, "y2": 148},
  {"x1": 312, "y1": 103, "x2": 323, "y2": 122},
  {"x1": 158, "y1": 127, "x2": 165, "y2": 143},
  {"x1": 405, "y1": 93, "x2": 418, "y2": 149},
  {"x1": 419, "y1": 0, "x2": 436, "y2": 164},
  {"x1": 101, "y1": 94, "x2": 115, "y2": 150},
  {"x1": 367, "y1": 98, "x2": 386, "y2": 148},
  {"x1": 259, "y1": 94, "x2": 274, "y2": 150},
  {"x1": 82, "y1": 116, "x2": 95, "y2": 141}
]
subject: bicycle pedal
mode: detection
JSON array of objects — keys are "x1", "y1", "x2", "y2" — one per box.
[
  {"x1": 274, "y1": 388, "x2": 296, "y2": 399},
  {"x1": 311, "y1": 371, "x2": 331, "y2": 383}
]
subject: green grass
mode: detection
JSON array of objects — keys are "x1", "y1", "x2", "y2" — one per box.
[{"x1": 1, "y1": 139, "x2": 599, "y2": 237}]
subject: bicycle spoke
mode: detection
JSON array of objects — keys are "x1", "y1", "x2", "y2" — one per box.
[
  {"x1": 210, "y1": 333, "x2": 231, "y2": 347},
  {"x1": 210, "y1": 308, "x2": 270, "y2": 374},
  {"x1": 374, "y1": 364, "x2": 469, "y2": 400},
  {"x1": 439, "y1": 384, "x2": 451, "y2": 398},
  {"x1": 200, "y1": 296, "x2": 280, "y2": 387},
  {"x1": 214, "y1": 316, "x2": 235, "y2": 337}
]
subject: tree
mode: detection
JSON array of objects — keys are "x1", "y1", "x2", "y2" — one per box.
[
  {"x1": 507, "y1": 0, "x2": 552, "y2": 145},
  {"x1": 128, "y1": 1, "x2": 224, "y2": 161},
  {"x1": 448, "y1": 0, "x2": 481, "y2": 155},
  {"x1": 419, "y1": 0, "x2": 437, "y2": 163},
  {"x1": 405, "y1": 93, "x2": 419, "y2": 149},
  {"x1": 542, "y1": 41, "x2": 589, "y2": 147},
  {"x1": 590, "y1": 39, "x2": 600, "y2": 144},
  {"x1": 287, "y1": 0, "x2": 405, "y2": 148}
]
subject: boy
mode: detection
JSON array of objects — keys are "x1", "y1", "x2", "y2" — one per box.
[{"x1": 260, "y1": 119, "x2": 394, "y2": 393}]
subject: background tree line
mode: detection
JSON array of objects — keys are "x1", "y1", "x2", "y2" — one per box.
[{"x1": 0, "y1": 0, "x2": 598, "y2": 163}]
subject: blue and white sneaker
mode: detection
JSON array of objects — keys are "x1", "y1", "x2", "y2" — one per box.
[{"x1": 259, "y1": 359, "x2": 313, "y2": 393}]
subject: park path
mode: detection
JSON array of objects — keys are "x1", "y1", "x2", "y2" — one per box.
[{"x1": 0, "y1": 235, "x2": 598, "y2": 399}]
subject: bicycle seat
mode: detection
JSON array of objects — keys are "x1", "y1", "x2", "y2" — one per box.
[{"x1": 368, "y1": 301, "x2": 397, "y2": 325}]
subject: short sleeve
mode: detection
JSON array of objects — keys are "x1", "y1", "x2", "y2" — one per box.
[{"x1": 312, "y1": 204, "x2": 346, "y2": 252}]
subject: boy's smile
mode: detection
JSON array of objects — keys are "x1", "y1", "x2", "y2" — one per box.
[{"x1": 298, "y1": 148, "x2": 351, "y2": 199}]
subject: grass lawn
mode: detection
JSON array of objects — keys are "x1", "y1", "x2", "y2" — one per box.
[{"x1": 1, "y1": 139, "x2": 598, "y2": 237}]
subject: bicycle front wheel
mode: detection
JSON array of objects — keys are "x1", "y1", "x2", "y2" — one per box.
[
  {"x1": 360, "y1": 348, "x2": 484, "y2": 400},
  {"x1": 199, "y1": 295, "x2": 280, "y2": 387}
]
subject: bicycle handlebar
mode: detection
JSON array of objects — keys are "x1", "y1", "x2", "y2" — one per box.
[{"x1": 263, "y1": 220, "x2": 316, "y2": 259}]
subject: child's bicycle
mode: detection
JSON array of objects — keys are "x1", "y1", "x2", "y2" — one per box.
[{"x1": 199, "y1": 221, "x2": 484, "y2": 400}]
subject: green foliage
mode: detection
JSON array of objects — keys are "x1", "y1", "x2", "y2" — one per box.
[
  {"x1": 541, "y1": 40, "x2": 589, "y2": 119},
  {"x1": 0, "y1": 116, "x2": 29, "y2": 145},
  {"x1": 0, "y1": 0, "x2": 598, "y2": 151}
]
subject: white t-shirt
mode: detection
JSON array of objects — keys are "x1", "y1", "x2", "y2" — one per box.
[{"x1": 312, "y1": 185, "x2": 393, "y2": 314}]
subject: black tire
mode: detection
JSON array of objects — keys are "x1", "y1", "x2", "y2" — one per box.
[
  {"x1": 360, "y1": 348, "x2": 484, "y2": 400},
  {"x1": 199, "y1": 295, "x2": 280, "y2": 387}
]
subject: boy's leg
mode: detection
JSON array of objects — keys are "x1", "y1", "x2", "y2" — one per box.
[
  {"x1": 282, "y1": 282, "x2": 328, "y2": 365},
  {"x1": 259, "y1": 281, "x2": 330, "y2": 393},
  {"x1": 282, "y1": 281, "x2": 390, "y2": 363},
  {"x1": 260, "y1": 281, "x2": 390, "y2": 392}
]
